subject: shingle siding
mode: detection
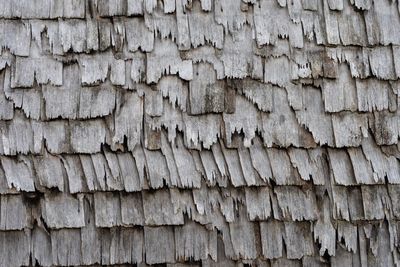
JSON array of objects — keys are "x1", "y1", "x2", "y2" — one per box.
[{"x1": 0, "y1": 0, "x2": 399, "y2": 266}]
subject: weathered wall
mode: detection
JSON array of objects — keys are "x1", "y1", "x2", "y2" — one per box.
[{"x1": 0, "y1": 0, "x2": 400, "y2": 266}]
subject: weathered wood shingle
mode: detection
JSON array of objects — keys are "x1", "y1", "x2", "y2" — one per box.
[{"x1": 0, "y1": 0, "x2": 399, "y2": 266}]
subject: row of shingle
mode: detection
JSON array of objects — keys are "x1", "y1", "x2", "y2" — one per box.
[
  {"x1": 0, "y1": 0, "x2": 175, "y2": 19},
  {"x1": 255, "y1": 0, "x2": 400, "y2": 46},
  {"x1": 0, "y1": 184, "x2": 399, "y2": 231},
  {"x1": 2, "y1": 66, "x2": 400, "y2": 149},
  {"x1": 0, "y1": 133, "x2": 399, "y2": 191},
  {"x1": 3, "y1": 60, "x2": 399, "y2": 120},
  {"x1": 1, "y1": 0, "x2": 399, "y2": 47},
  {"x1": 1, "y1": 215, "x2": 399, "y2": 266},
  {"x1": 2, "y1": 14, "x2": 400, "y2": 83},
  {"x1": 2, "y1": 63, "x2": 400, "y2": 150},
  {"x1": 0, "y1": 98, "x2": 399, "y2": 154}
]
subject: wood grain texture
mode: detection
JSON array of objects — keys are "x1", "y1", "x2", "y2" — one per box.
[{"x1": 0, "y1": 0, "x2": 399, "y2": 266}]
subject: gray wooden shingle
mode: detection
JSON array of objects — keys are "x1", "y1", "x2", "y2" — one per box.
[
  {"x1": 33, "y1": 153, "x2": 65, "y2": 191},
  {"x1": 313, "y1": 196, "x2": 335, "y2": 256},
  {"x1": 322, "y1": 64, "x2": 357, "y2": 112},
  {"x1": 220, "y1": 143, "x2": 246, "y2": 187},
  {"x1": 12, "y1": 56, "x2": 63, "y2": 88},
  {"x1": 328, "y1": 149, "x2": 357, "y2": 185},
  {"x1": 338, "y1": 0, "x2": 367, "y2": 46},
  {"x1": 284, "y1": 222, "x2": 314, "y2": 259},
  {"x1": 144, "y1": 226, "x2": 176, "y2": 264},
  {"x1": 229, "y1": 207, "x2": 257, "y2": 260},
  {"x1": 120, "y1": 192, "x2": 144, "y2": 226},
  {"x1": 42, "y1": 64, "x2": 80, "y2": 120},
  {"x1": 260, "y1": 220, "x2": 284, "y2": 259},
  {"x1": 51, "y1": 229, "x2": 82, "y2": 266},
  {"x1": 221, "y1": 26, "x2": 256, "y2": 79},
  {"x1": 361, "y1": 185, "x2": 389, "y2": 220},
  {"x1": 41, "y1": 193, "x2": 85, "y2": 229},
  {"x1": 125, "y1": 18, "x2": 154, "y2": 52},
  {"x1": 332, "y1": 112, "x2": 368, "y2": 147},
  {"x1": 364, "y1": 0, "x2": 400, "y2": 45},
  {"x1": 175, "y1": 221, "x2": 217, "y2": 261},
  {"x1": 94, "y1": 192, "x2": 122, "y2": 227},
  {"x1": 242, "y1": 79, "x2": 273, "y2": 112},
  {"x1": 1, "y1": 113, "x2": 36, "y2": 155},
  {"x1": 0, "y1": 194, "x2": 29, "y2": 230},
  {"x1": 71, "y1": 120, "x2": 106, "y2": 153},
  {"x1": 262, "y1": 87, "x2": 315, "y2": 148},
  {"x1": 0, "y1": 156, "x2": 35, "y2": 192},
  {"x1": 78, "y1": 85, "x2": 116, "y2": 119},
  {"x1": 189, "y1": 63, "x2": 225, "y2": 115},
  {"x1": 171, "y1": 135, "x2": 202, "y2": 188},
  {"x1": 0, "y1": 0, "x2": 398, "y2": 265},
  {"x1": 275, "y1": 186, "x2": 318, "y2": 221},
  {"x1": 296, "y1": 86, "x2": 334, "y2": 146},
  {"x1": 143, "y1": 147, "x2": 171, "y2": 189},
  {"x1": 267, "y1": 149, "x2": 304, "y2": 185},
  {"x1": 0, "y1": 230, "x2": 30, "y2": 267},
  {"x1": 248, "y1": 137, "x2": 273, "y2": 183},
  {"x1": 367, "y1": 46, "x2": 396, "y2": 80},
  {"x1": 146, "y1": 39, "x2": 193, "y2": 83},
  {"x1": 107, "y1": 227, "x2": 144, "y2": 265},
  {"x1": 188, "y1": 1, "x2": 223, "y2": 48},
  {"x1": 222, "y1": 95, "x2": 260, "y2": 148},
  {"x1": 31, "y1": 226, "x2": 52, "y2": 267},
  {"x1": 245, "y1": 186, "x2": 272, "y2": 220},
  {"x1": 337, "y1": 221, "x2": 358, "y2": 253},
  {"x1": 142, "y1": 189, "x2": 184, "y2": 225},
  {"x1": 117, "y1": 152, "x2": 142, "y2": 192},
  {"x1": 43, "y1": 121, "x2": 70, "y2": 154},
  {"x1": 0, "y1": 21, "x2": 31, "y2": 56},
  {"x1": 61, "y1": 155, "x2": 86, "y2": 194},
  {"x1": 80, "y1": 194, "x2": 102, "y2": 265},
  {"x1": 113, "y1": 92, "x2": 143, "y2": 151}
]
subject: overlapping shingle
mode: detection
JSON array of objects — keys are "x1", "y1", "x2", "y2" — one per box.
[{"x1": 0, "y1": 0, "x2": 399, "y2": 266}]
